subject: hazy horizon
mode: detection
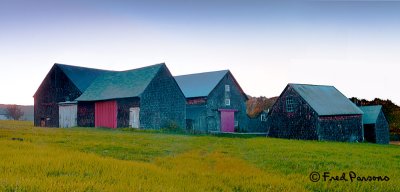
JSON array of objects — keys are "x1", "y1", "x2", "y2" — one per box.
[{"x1": 1, "y1": 0, "x2": 399, "y2": 105}]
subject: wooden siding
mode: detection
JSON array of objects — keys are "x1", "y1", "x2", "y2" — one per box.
[
  {"x1": 77, "y1": 102, "x2": 95, "y2": 127},
  {"x1": 185, "y1": 73, "x2": 248, "y2": 133},
  {"x1": 59, "y1": 104, "x2": 77, "y2": 128},
  {"x1": 117, "y1": 98, "x2": 140, "y2": 128},
  {"x1": 34, "y1": 65, "x2": 81, "y2": 127},
  {"x1": 267, "y1": 86, "x2": 319, "y2": 140},
  {"x1": 317, "y1": 115, "x2": 363, "y2": 142},
  {"x1": 267, "y1": 85, "x2": 363, "y2": 142},
  {"x1": 246, "y1": 112, "x2": 268, "y2": 133},
  {"x1": 139, "y1": 65, "x2": 186, "y2": 129},
  {"x1": 374, "y1": 110, "x2": 390, "y2": 144},
  {"x1": 95, "y1": 100, "x2": 117, "y2": 129}
]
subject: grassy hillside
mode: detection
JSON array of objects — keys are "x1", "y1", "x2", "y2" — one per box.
[{"x1": 0, "y1": 120, "x2": 399, "y2": 191}]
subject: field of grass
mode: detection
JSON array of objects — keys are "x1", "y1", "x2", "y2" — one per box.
[{"x1": 0, "y1": 120, "x2": 399, "y2": 191}]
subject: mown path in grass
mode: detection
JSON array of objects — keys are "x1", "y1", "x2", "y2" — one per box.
[{"x1": 0, "y1": 120, "x2": 399, "y2": 191}]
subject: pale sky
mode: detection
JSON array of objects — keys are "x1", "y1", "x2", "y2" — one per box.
[{"x1": 1, "y1": 0, "x2": 399, "y2": 105}]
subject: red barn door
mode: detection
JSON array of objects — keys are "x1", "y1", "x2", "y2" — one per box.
[{"x1": 95, "y1": 100, "x2": 117, "y2": 129}]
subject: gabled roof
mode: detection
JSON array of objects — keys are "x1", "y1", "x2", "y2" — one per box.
[
  {"x1": 174, "y1": 70, "x2": 229, "y2": 98},
  {"x1": 359, "y1": 105, "x2": 383, "y2": 124},
  {"x1": 56, "y1": 63, "x2": 112, "y2": 92},
  {"x1": 289, "y1": 84, "x2": 363, "y2": 116},
  {"x1": 76, "y1": 64, "x2": 164, "y2": 101}
]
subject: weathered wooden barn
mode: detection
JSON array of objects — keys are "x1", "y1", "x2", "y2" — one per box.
[
  {"x1": 76, "y1": 63, "x2": 186, "y2": 129},
  {"x1": 247, "y1": 110, "x2": 269, "y2": 133},
  {"x1": 174, "y1": 70, "x2": 248, "y2": 133},
  {"x1": 266, "y1": 84, "x2": 364, "y2": 142},
  {"x1": 359, "y1": 105, "x2": 389, "y2": 144},
  {"x1": 33, "y1": 64, "x2": 111, "y2": 127}
]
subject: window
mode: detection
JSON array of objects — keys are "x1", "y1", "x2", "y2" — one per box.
[
  {"x1": 286, "y1": 97, "x2": 294, "y2": 112},
  {"x1": 234, "y1": 121, "x2": 238, "y2": 127},
  {"x1": 260, "y1": 114, "x2": 267, "y2": 122},
  {"x1": 225, "y1": 85, "x2": 230, "y2": 92},
  {"x1": 225, "y1": 99, "x2": 230, "y2": 106}
]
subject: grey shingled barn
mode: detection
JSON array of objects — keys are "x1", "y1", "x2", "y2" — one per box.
[
  {"x1": 76, "y1": 63, "x2": 186, "y2": 129},
  {"x1": 266, "y1": 84, "x2": 364, "y2": 142},
  {"x1": 175, "y1": 70, "x2": 248, "y2": 133},
  {"x1": 359, "y1": 105, "x2": 389, "y2": 144},
  {"x1": 34, "y1": 63, "x2": 186, "y2": 129},
  {"x1": 34, "y1": 64, "x2": 110, "y2": 127}
]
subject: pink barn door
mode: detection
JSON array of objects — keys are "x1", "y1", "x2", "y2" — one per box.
[
  {"x1": 95, "y1": 100, "x2": 117, "y2": 129},
  {"x1": 219, "y1": 109, "x2": 237, "y2": 132}
]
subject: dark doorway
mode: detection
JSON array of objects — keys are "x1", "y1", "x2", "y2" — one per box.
[{"x1": 364, "y1": 124, "x2": 376, "y2": 143}]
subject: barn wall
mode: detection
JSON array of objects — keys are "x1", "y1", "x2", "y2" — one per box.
[
  {"x1": 375, "y1": 111, "x2": 390, "y2": 144},
  {"x1": 206, "y1": 73, "x2": 248, "y2": 132},
  {"x1": 77, "y1": 101, "x2": 95, "y2": 127},
  {"x1": 59, "y1": 104, "x2": 77, "y2": 128},
  {"x1": 34, "y1": 66, "x2": 81, "y2": 127},
  {"x1": 266, "y1": 86, "x2": 319, "y2": 140},
  {"x1": 185, "y1": 103, "x2": 207, "y2": 133},
  {"x1": 317, "y1": 115, "x2": 363, "y2": 142},
  {"x1": 247, "y1": 113, "x2": 268, "y2": 133},
  {"x1": 117, "y1": 97, "x2": 140, "y2": 128},
  {"x1": 140, "y1": 65, "x2": 186, "y2": 129},
  {"x1": 95, "y1": 100, "x2": 117, "y2": 128}
]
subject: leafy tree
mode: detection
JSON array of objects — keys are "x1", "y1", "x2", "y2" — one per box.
[{"x1": 6, "y1": 105, "x2": 24, "y2": 120}]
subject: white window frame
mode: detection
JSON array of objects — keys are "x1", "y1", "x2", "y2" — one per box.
[
  {"x1": 286, "y1": 97, "x2": 294, "y2": 112},
  {"x1": 260, "y1": 114, "x2": 267, "y2": 122},
  {"x1": 225, "y1": 99, "x2": 230, "y2": 106},
  {"x1": 225, "y1": 85, "x2": 230, "y2": 92}
]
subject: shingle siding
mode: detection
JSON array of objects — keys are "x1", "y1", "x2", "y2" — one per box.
[
  {"x1": 246, "y1": 112, "x2": 268, "y2": 132},
  {"x1": 317, "y1": 115, "x2": 363, "y2": 142},
  {"x1": 34, "y1": 65, "x2": 81, "y2": 127},
  {"x1": 375, "y1": 111, "x2": 390, "y2": 144},
  {"x1": 267, "y1": 84, "x2": 363, "y2": 142},
  {"x1": 185, "y1": 73, "x2": 248, "y2": 133},
  {"x1": 77, "y1": 101, "x2": 95, "y2": 127},
  {"x1": 117, "y1": 98, "x2": 140, "y2": 128},
  {"x1": 139, "y1": 65, "x2": 186, "y2": 129},
  {"x1": 267, "y1": 86, "x2": 319, "y2": 140}
]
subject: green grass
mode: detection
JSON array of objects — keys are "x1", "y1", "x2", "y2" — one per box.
[{"x1": 0, "y1": 120, "x2": 399, "y2": 191}]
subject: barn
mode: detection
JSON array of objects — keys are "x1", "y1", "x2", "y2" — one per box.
[
  {"x1": 266, "y1": 84, "x2": 364, "y2": 142},
  {"x1": 359, "y1": 105, "x2": 389, "y2": 144},
  {"x1": 174, "y1": 70, "x2": 248, "y2": 133},
  {"x1": 76, "y1": 63, "x2": 186, "y2": 129},
  {"x1": 33, "y1": 64, "x2": 111, "y2": 127},
  {"x1": 247, "y1": 110, "x2": 269, "y2": 133}
]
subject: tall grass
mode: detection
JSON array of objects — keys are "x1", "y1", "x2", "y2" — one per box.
[{"x1": 0, "y1": 120, "x2": 399, "y2": 191}]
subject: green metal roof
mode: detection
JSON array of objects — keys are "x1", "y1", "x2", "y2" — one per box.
[
  {"x1": 359, "y1": 105, "x2": 382, "y2": 124},
  {"x1": 76, "y1": 64, "x2": 164, "y2": 101},
  {"x1": 290, "y1": 84, "x2": 363, "y2": 116},
  {"x1": 56, "y1": 63, "x2": 112, "y2": 92},
  {"x1": 174, "y1": 70, "x2": 229, "y2": 98}
]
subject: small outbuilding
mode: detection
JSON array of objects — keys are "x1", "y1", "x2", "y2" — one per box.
[
  {"x1": 246, "y1": 110, "x2": 269, "y2": 133},
  {"x1": 266, "y1": 83, "x2": 364, "y2": 142},
  {"x1": 76, "y1": 63, "x2": 186, "y2": 129},
  {"x1": 359, "y1": 105, "x2": 389, "y2": 144},
  {"x1": 175, "y1": 70, "x2": 248, "y2": 133}
]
